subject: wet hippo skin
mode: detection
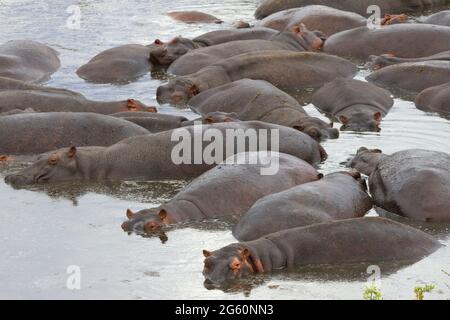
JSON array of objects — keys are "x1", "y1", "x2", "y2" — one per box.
[{"x1": 415, "y1": 82, "x2": 450, "y2": 118}]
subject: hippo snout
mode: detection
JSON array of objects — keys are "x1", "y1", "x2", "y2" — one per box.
[
  {"x1": 327, "y1": 128, "x2": 340, "y2": 139},
  {"x1": 4, "y1": 174, "x2": 30, "y2": 186}
]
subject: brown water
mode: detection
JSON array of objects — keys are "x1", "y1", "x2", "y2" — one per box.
[{"x1": 0, "y1": 0, "x2": 449, "y2": 299}]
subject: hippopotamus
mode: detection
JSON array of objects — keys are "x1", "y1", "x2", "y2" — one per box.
[
  {"x1": 233, "y1": 171, "x2": 373, "y2": 241},
  {"x1": 368, "y1": 51, "x2": 450, "y2": 69},
  {"x1": 0, "y1": 112, "x2": 149, "y2": 155},
  {"x1": 346, "y1": 147, "x2": 387, "y2": 176},
  {"x1": 366, "y1": 61, "x2": 450, "y2": 94},
  {"x1": 4, "y1": 121, "x2": 326, "y2": 185},
  {"x1": 415, "y1": 82, "x2": 450, "y2": 118},
  {"x1": 232, "y1": 20, "x2": 251, "y2": 29},
  {"x1": 167, "y1": 11, "x2": 223, "y2": 24},
  {"x1": 312, "y1": 79, "x2": 394, "y2": 132},
  {"x1": 254, "y1": 0, "x2": 449, "y2": 19},
  {"x1": 0, "y1": 40, "x2": 60, "y2": 83},
  {"x1": 149, "y1": 28, "x2": 280, "y2": 67},
  {"x1": 189, "y1": 79, "x2": 338, "y2": 140},
  {"x1": 111, "y1": 112, "x2": 189, "y2": 132},
  {"x1": 259, "y1": 5, "x2": 367, "y2": 36},
  {"x1": 423, "y1": 10, "x2": 450, "y2": 26},
  {"x1": 349, "y1": 148, "x2": 450, "y2": 222},
  {"x1": 203, "y1": 217, "x2": 441, "y2": 285},
  {"x1": 167, "y1": 27, "x2": 323, "y2": 76},
  {"x1": 121, "y1": 152, "x2": 321, "y2": 234},
  {"x1": 157, "y1": 51, "x2": 358, "y2": 105},
  {"x1": 0, "y1": 77, "x2": 156, "y2": 114},
  {"x1": 324, "y1": 24, "x2": 450, "y2": 61},
  {"x1": 76, "y1": 43, "x2": 159, "y2": 84}
]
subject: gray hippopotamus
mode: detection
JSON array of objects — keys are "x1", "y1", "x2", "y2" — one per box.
[
  {"x1": 0, "y1": 40, "x2": 60, "y2": 83},
  {"x1": 111, "y1": 112, "x2": 189, "y2": 132},
  {"x1": 157, "y1": 51, "x2": 357, "y2": 106},
  {"x1": 346, "y1": 147, "x2": 387, "y2": 176},
  {"x1": 189, "y1": 79, "x2": 338, "y2": 140},
  {"x1": 415, "y1": 82, "x2": 450, "y2": 118},
  {"x1": 167, "y1": 27, "x2": 323, "y2": 76},
  {"x1": 254, "y1": 0, "x2": 448, "y2": 19},
  {"x1": 167, "y1": 11, "x2": 223, "y2": 24},
  {"x1": 324, "y1": 24, "x2": 450, "y2": 61},
  {"x1": 203, "y1": 217, "x2": 441, "y2": 285},
  {"x1": 0, "y1": 112, "x2": 149, "y2": 155},
  {"x1": 149, "y1": 28, "x2": 280, "y2": 67},
  {"x1": 233, "y1": 171, "x2": 373, "y2": 241},
  {"x1": 121, "y1": 152, "x2": 321, "y2": 234},
  {"x1": 4, "y1": 121, "x2": 326, "y2": 185},
  {"x1": 76, "y1": 43, "x2": 159, "y2": 84},
  {"x1": 0, "y1": 77, "x2": 156, "y2": 114},
  {"x1": 423, "y1": 10, "x2": 450, "y2": 26},
  {"x1": 312, "y1": 79, "x2": 394, "y2": 132},
  {"x1": 366, "y1": 61, "x2": 450, "y2": 94},
  {"x1": 368, "y1": 51, "x2": 450, "y2": 69},
  {"x1": 349, "y1": 148, "x2": 450, "y2": 222}
]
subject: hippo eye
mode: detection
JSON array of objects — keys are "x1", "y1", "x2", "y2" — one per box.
[{"x1": 48, "y1": 156, "x2": 58, "y2": 166}]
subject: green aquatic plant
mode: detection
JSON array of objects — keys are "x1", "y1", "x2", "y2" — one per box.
[
  {"x1": 414, "y1": 284, "x2": 435, "y2": 300},
  {"x1": 363, "y1": 284, "x2": 382, "y2": 300}
]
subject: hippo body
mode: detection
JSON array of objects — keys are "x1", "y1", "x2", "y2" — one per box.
[
  {"x1": 121, "y1": 152, "x2": 321, "y2": 234},
  {"x1": 0, "y1": 112, "x2": 149, "y2": 155},
  {"x1": 369, "y1": 51, "x2": 450, "y2": 69},
  {"x1": 167, "y1": 11, "x2": 223, "y2": 24},
  {"x1": 366, "y1": 61, "x2": 450, "y2": 94},
  {"x1": 0, "y1": 77, "x2": 154, "y2": 114},
  {"x1": 203, "y1": 217, "x2": 441, "y2": 284},
  {"x1": 0, "y1": 40, "x2": 60, "y2": 83},
  {"x1": 76, "y1": 44, "x2": 154, "y2": 84},
  {"x1": 233, "y1": 172, "x2": 373, "y2": 241},
  {"x1": 259, "y1": 5, "x2": 366, "y2": 36},
  {"x1": 424, "y1": 10, "x2": 450, "y2": 26},
  {"x1": 312, "y1": 79, "x2": 394, "y2": 131},
  {"x1": 157, "y1": 51, "x2": 358, "y2": 105},
  {"x1": 111, "y1": 112, "x2": 189, "y2": 132},
  {"x1": 324, "y1": 24, "x2": 450, "y2": 61},
  {"x1": 254, "y1": 0, "x2": 449, "y2": 19},
  {"x1": 415, "y1": 82, "x2": 450, "y2": 117},
  {"x1": 189, "y1": 79, "x2": 338, "y2": 140},
  {"x1": 4, "y1": 121, "x2": 326, "y2": 185}
]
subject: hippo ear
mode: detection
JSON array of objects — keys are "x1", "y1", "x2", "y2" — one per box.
[
  {"x1": 289, "y1": 25, "x2": 302, "y2": 35},
  {"x1": 126, "y1": 209, "x2": 134, "y2": 219},
  {"x1": 347, "y1": 170, "x2": 361, "y2": 180},
  {"x1": 203, "y1": 116, "x2": 214, "y2": 124},
  {"x1": 203, "y1": 250, "x2": 212, "y2": 258},
  {"x1": 239, "y1": 248, "x2": 251, "y2": 260},
  {"x1": 158, "y1": 209, "x2": 167, "y2": 221},
  {"x1": 317, "y1": 173, "x2": 324, "y2": 180},
  {"x1": 154, "y1": 39, "x2": 163, "y2": 45},
  {"x1": 127, "y1": 99, "x2": 138, "y2": 111},
  {"x1": 188, "y1": 84, "x2": 200, "y2": 97},
  {"x1": 306, "y1": 128, "x2": 321, "y2": 141},
  {"x1": 339, "y1": 115, "x2": 349, "y2": 125},
  {"x1": 357, "y1": 147, "x2": 369, "y2": 154},
  {"x1": 67, "y1": 146, "x2": 77, "y2": 159},
  {"x1": 292, "y1": 125, "x2": 304, "y2": 131},
  {"x1": 372, "y1": 149, "x2": 383, "y2": 154},
  {"x1": 0, "y1": 155, "x2": 10, "y2": 162},
  {"x1": 223, "y1": 117, "x2": 234, "y2": 123},
  {"x1": 374, "y1": 112, "x2": 382, "y2": 122},
  {"x1": 146, "y1": 106, "x2": 158, "y2": 113}
]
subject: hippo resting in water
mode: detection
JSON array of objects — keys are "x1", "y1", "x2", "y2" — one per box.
[
  {"x1": 368, "y1": 51, "x2": 450, "y2": 70},
  {"x1": 203, "y1": 217, "x2": 441, "y2": 285},
  {"x1": 0, "y1": 112, "x2": 149, "y2": 155},
  {"x1": 254, "y1": 0, "x2": 449, "y2": 19},
  {"x1": 0, "y1": 77, "x2": 156, "y2": 114},
  {"x1": 424, "y1": 10, "x2": 450, "y2": 26},
  {"x1": 233, "y1": 171, "x2": 373, "y2": 241},
  {"x1": 324, "y1": 24, "x2": 450, "y2": 61},
  {"x1": 0, "y1": 40, "x2": 60, "y2": 83},
  {"x1": 168, "y1": 27, "x2": 324, "y2": 76},
  {"x1": 121, "y1": 152, "x2": 321, "y2": 234},
  {"x1": 157, "y1": 51, "x2": 357, "y2": 106},
  {"x1": 4, "y1": 121, "x2": 326, "y2": 185},
  {"x1": 366, "y1": 61, "x2": 450, "y2": 95},
  {"x1": 349, "y1": 148, "x2": 450, "y2": 222},
  {"x1": 415, "y1": 82, "x2": 450, "y2": 118},
  {"x1": 312, "y1": 79, "x2": 394, "y2": 132},
  {"x1": 189, "y1": 79, "x2": 338, "y2": 140},
  {"x1": 167, "y1": 11, "x2": 223, "y2": 24}
]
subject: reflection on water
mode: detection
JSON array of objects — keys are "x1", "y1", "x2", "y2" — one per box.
[{"x1": 0, "y1": 0, "x2": 449, "y2": 299}]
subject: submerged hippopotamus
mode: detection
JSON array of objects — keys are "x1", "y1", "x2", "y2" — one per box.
[
  {"x1": 368, "y1": 51, "x2": 450, "y2": 70},
  {"x1": 0, "y1": 40, "x2": 60, "y2": 83},
  {"x1": 366, "y1": 61, "x2": 450, "y2": 94},
  {"x1": 76, "y1": 43, "x2": 159, "y2": 84},
  {"x1": 157, "y1": 51, "x2": 357, "y2": 105},
  {"x1": 4, "y1": 121, "x2": 326, "y2": 185},
  {"x1": 254, "y1": 0, "x2": 448, "y2": 19},
  {"x1": 0, "y1": 77, "x2": 155, "y2": 114},
  {"x1": 415, "y1": 82, "x2": 450, "y2": 118},
  {"x1": 324, "y1": 24, "x2": 450, "y2": 61},
  {"x1": 121, "y1": 152, "x2": 321, "y2": 234},
  {"x1": 168, "y1": 27, "x2": 323, "y2": 76},
  {"x1": 111, "y1": 112, "x2": 189, "y2": 132},
  {"x1": 167, "y1": 11, "x2": 223, "y2": 24},
  {"x1": 349, "y1": 148, "x2": 450, "y2": 222},
  {"x1": 189, "y1": 79, "x2": 338, "y2": 140},
  {"x1": 312, "y1": 79, "x2": 394, "y2": 132},
  {"x1": 423, "y1": 10, "x2": 450, "y2": 26},
  {"x1": 346, "y1": 147, "x2": 387, "y2": 176},
  {"x1": 233, "y1": 171, "x2": 373, "y2": 241},
  {"x1": 203, "y1": 217, "x2": 441, "y2": 285},
  {"x1": 0, "y1": 112, "x2": 149, "y2": 155}
]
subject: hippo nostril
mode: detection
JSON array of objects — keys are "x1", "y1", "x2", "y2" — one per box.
[{"x1": 121, "y1": 221, "x2": 130, "y2": 231}]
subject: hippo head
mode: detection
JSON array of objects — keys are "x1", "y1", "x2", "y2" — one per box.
[
  {"x1": 125, "y1": 99, "x2": 157, "y2": 113},
  {"x1": 339, "y1": 111, "x2": 382, "y2": 132},
  {"x1": 203, "y1": 245, "x2": 262, "y2": 285},
  {"x1": 202, "y1": 112, "x2": 239, "y2": 124},
  {"x1": 292, "y1": 117, "x2": 339, "y2": 141},
  {"x1": 157, "y1": 78, "x2": 199, "y2": 105},
  {"x1": 149, "y1": 37, "x2": 198, "y2": 66},
  {"x1": 346, "y1": 147, "x2": 385, "y2": 176},
  {"x1": 368, "y1": 54, "x2": 397, "y2": 70},
  {"x1": 121, "y1": 208, "x2": 171, "y2": 234},
  {"x1": 4, "y1": 147, "x2": 81, "y2": 186},
  {"x1": 289, "y1": 23, "x2": 324, "y2": 50}
]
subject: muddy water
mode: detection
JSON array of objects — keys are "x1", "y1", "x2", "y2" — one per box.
[{"x1": 0, "y1": 0, "x2": 449, "y2": 299}]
